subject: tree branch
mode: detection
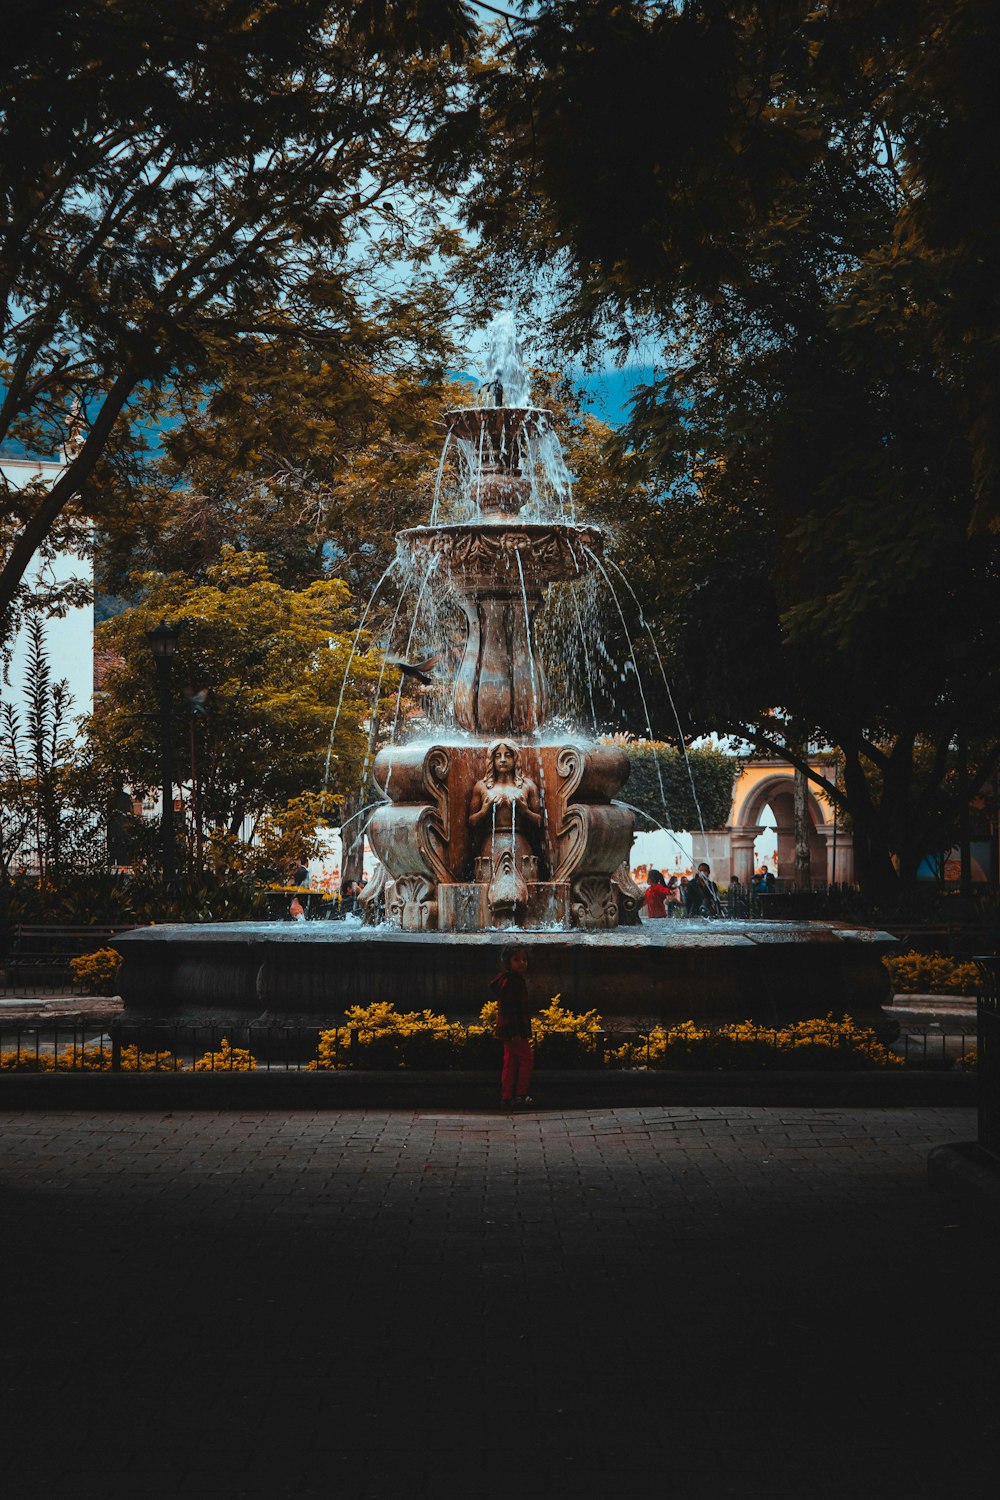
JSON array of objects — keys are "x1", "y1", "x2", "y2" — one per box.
[
  {"x1": 727, "y1": 720, "x2": 848, "y2": 811},
  {"x1": 0, "y1": 367, "x2": 139, "y2": 620}
]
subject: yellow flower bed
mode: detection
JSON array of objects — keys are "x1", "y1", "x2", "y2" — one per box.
[
  {"x1": 310, "y1": 1001, "x2": 490, "y2": 1070},
  {"x1": 0, "y1": 1008, "x2": 909, "y2": 1077},
  {"x1": 309, "y1": 995, "x2": 603, "y2": 1071},
  {"x1": 192, "y1": 1037, "x2": 256, "y2": 1071},
  {"x1": 0, "y1": 1042, "x2": 187, "y2": 1071},
  {"x1": 120, "y1": 1045, "x2": 186, "y2": 1071},
  {"x1": 617, "y1": 1014, "x2": 902, "y2": 1071},
  {"x1": 883, "y1": 951, "x2": 979, "y2": 995},
  {"x1": 1, "y1": 1047, "x2": 57, "y2": 1071}
]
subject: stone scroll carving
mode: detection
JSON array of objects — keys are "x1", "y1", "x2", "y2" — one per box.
[
  {"x1": 387, "y1": 874, "x2": 438, "y2": 932},
  {"x1": 553, "y1": 804, "x2": 634, "y2": 885},
  {"x1": 571, "y1": 875, "x2": 620, "y2": 930},
  {"x1": 611, "y1": 862, "x2": 644, "y2": 926},
  {"x1": 366, "y1": 744, "x2": 454, "y2": 913},
  {"x1": 420, "y1": 746, "x2": 452, "y2": 886},
  {"x1": 546, "y1": 745, "x2": 635, "y2": 929},
  {"x1": 358, "y1": 861, "x2": 387, "y2": 925}
]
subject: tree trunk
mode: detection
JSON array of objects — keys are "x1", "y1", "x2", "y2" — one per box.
[
  {"x1": 793, "y1": 764, "x2": 811, "y2": 890},
  {"x1": 340, "y1": 786, "x2": 368, "y2": 889},
  {"x1": 0, "y1": 370, "x2": 137, "y2": 628},
  {"x1": 958, "y1": 734, "x2": 972, "y2": 901},
  {"x1": 841, "y1": 748, "x2": 900, "y2": 908}
]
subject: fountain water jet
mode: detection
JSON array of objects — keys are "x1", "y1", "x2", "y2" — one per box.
[{"x1": 364, "y1": 322, "x2": 635, "y2": 934}]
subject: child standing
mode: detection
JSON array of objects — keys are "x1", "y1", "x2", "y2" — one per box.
[
  {"x1": 643, "y1": 868, "x2": 671, "y2": 919},
  {"x1": 491, "y1": 945, "x2": 534, "y2": 1107}
]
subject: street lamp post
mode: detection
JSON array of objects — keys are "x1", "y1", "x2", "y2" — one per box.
[{"x1": 146, "y1": 621, "x2": 182, "y2": 890}]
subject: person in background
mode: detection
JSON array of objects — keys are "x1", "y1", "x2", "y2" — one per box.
[
  {"x1": 644, "y1": 868, "x2": 671, "y2": 919},
  {"x1": 491, "y1": 945, "x2": 535, "y2": 1108},
  {"x1": 665, "y1": 875, "x2": 681, "y2": 915},
  {"x1": 686, "y1": 862, "x2": 722, "y2": 918}
]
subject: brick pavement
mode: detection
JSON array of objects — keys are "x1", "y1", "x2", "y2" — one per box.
[{"x1": 0, "y1": 1105, "x2": 994, "y2": 1500}]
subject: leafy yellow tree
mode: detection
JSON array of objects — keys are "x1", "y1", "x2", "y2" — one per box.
[
  {"x1": 86, "y1": 548, "x2": 396, "y2": 864},
  {"x1": 94, "y1": 344, "x2": 457, "y2": 607}
]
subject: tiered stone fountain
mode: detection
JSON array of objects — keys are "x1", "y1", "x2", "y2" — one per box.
[
  {"x1": 113, "y1": 319, "x2": 894, "y2": 1028},
  {"x1": 365, "y1": 395, "x2": 638, "y2": 935}
]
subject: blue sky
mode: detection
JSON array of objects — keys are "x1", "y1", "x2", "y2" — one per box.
[
  {"x1": 449, "y1": 364, "x2": 656, "y2": 427},
  {"x1": 575, "y1": 366, "x2": 656, "y2": 427}
]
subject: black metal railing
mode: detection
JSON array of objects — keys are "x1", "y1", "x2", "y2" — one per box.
[
  {"x1": 891, "y1": 1024, "x2": 977, "y2": 1070},
  {"x1": 974, "y1": 956, "x2": 1000, "y2": 1157},
  {"x1": 0, "y1": 1021, "x2": 979, "y2": 1076},
  {"x1": 0, "y1": 978, "x2": 87, "y2": 998}
]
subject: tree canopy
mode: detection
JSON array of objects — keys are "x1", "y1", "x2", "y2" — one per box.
[
  {"x1": 448, "y1": 0, "x2": 1000, "y2": 898},
  {"x1": 92, "y1": 345, "x2": 451, "y2": 605},
  {"x1": 0, "y1": 0, "x2": 476, "y2": 641}
]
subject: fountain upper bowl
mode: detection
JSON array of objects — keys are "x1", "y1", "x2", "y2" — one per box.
[
  {"x1": 397, "y1": 521, "x2": 604, "y2": 588},
  {"x1": 443, "y1": 405, "x2": 553, "y2": 451}
]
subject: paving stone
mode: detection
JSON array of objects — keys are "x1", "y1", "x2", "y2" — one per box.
[{"x1": 0, "y1": 1105, "x2": 995, "y2": 1498}]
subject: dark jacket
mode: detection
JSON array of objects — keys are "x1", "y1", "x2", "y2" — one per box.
[
  {"x1": 490, "y1": 970, "x2": 532, "y2": 1040},
  {"x1": 686, "y1": 872, "x2": 721, "y2": 916}
]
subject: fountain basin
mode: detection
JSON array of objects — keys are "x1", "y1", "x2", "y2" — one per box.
[{"x1": 112, "y1": 919, "x2": 896, "y2": 1030}]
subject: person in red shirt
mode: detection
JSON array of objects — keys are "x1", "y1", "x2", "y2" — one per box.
[
  {"x1": 491, "y1": 945, "x2": 535, "y2": 1107},
  {"x1": 643, "y1": 869, "x2": 671, "y2": 919}
]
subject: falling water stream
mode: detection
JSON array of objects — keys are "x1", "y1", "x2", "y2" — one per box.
[
  {"x1": 604, "y1": 555, "x2": 706, "y2": 836},
  {"x1": 321, "y1": 557, "x2": 401, "y2": 807},
  {"x1": 612, "y1": 801, "x2": 691, "y2": 861},
  {"x1": 381, "y1": 553, "x2": 439, "y2": 802},
  {"x1": 582, "y1": 546, "x2": 669, "y2": 817},
  {"x1": 515, "y1": 548, "x2": 551, "y2": 837},
  {"x1": 427, "y1": 430, "x2": 453, "y2": 527}
]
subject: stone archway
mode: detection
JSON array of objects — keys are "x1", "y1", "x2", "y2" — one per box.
[{"x1": 730, "y1": 771, "x2": 851, "y2": 885}]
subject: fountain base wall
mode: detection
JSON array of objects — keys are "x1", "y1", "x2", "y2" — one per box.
[{"x1": 112, "y1": 920, "x2": 896, "y2": 1030}]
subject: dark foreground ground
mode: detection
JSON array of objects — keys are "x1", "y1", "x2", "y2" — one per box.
[{"x1": 0, "y1": 1105, "x2": 994, "y2": 1500}]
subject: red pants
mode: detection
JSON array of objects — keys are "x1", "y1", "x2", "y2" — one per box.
[{"x1": 501, "y1": 1037, "x2": 534, "y2": 1101}]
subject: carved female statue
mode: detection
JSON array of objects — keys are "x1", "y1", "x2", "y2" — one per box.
[{"x1": 468, "y1": 739, "x2": 543, "y2": 880}]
